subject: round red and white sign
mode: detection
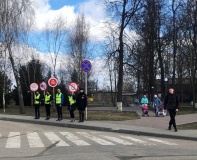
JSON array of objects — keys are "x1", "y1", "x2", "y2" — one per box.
[
  {"x1": 30, "y1": 83, "x2": 39, "y2": 92},
  {"x1": 40, "y1": 81, "x2": 47, "y2": 91},
  {"x1": 48, "y1": 78, "x2": 58, "y2": 87},
  {"x1": 68, "y1": 82, "x2": 78, "y2": 92}
]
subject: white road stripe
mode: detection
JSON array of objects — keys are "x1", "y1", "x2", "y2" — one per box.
[
  {"x1": 27, "y1": 132, "x2": 44, "y2": 148},
  {"x1": 43, "y1": 132, "x2": 69, "y2": 146},
  {"x1": 120, "y1": 135, "x2": 151, "y2": 145},
  {"x1": 60, "y1": 132, "x2": 90, "y2": 146},
  {"x1": 6, "y1": 132, "x2": 20, "y2": 148},
  {"x1": 101, "y1": 135, "x2": 133, "y2": 145},
  {"x1": 77, "y1": 132, "x2": 115, "y2": 145},
  {"x1": 146, "y1": 138, "x2": 177, "y2": 145}
]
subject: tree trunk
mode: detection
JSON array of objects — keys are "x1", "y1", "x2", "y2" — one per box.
[
  {"x1": 116, "y1": 0, "x2": 126, "y2": 111},
  {"x1": 8, "y1": 46, "x2": 25, "y2": 114}
]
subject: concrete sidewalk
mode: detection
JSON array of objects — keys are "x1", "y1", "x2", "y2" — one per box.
[{"x1": 0, "y1": 109, "x2": 197, "y2": 141}]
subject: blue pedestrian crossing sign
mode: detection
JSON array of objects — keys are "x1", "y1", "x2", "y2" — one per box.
[{"x1": 81, "y1": 60, "x2": 92, "y2": 72}]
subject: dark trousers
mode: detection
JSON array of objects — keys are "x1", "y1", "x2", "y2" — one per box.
[
  {"x1": 34, "y1": 104, "x2": 40, "y2": 118},
  {"x1": 45, "y1": 104, "x2": 51, "y2": 117},
  {"x1": 79, "y1": 110, "x2": 84, "y2": 122},
  {"x1": 56, "y1": 104, "x2": 62, "y2": 120},
  {"x1": 168, "y1": 109, "x2": 177, "y2": 128},
  {"x1": 69, "y1": 110, "x2": 75, "y2": 119}
]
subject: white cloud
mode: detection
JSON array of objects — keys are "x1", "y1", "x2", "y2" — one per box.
[
  {"x1": 78, "y1": 0, "x2": 109, "y2": 42},
  {"x1": 31, "y1": 0, "x2": 76, "y2": 31},
  {"x1": 30, "y1": 0, "x2": 108, "y2": 42}
]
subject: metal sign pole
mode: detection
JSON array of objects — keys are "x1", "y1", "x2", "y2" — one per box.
[
  {"x1": 80, "y1": 60, "x2": 92, "y2": 121},
  {"x1": 85, "y1": 72, "x2": 87, "y2": 120},
  {"x1": 53, "y1": 87, "x2": 55, "y2": 112}
]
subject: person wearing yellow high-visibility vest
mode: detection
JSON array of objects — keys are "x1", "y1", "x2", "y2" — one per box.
[
  {"x1": 34, "y1": 91, "x2": 41, "y2": 119},
  {"x1": 55, "y1": 88, "x2": 64, "y2": 121},
  {"x1": 44, "y1": 91, "x2": 53, "y2": 120},
  {"x1": 67, "y1": 92, "x2": 76, "y2": 122}
]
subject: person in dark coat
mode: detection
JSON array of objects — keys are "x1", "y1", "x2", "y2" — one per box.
[
  {"x1": 76, "y1": 88, "x2": 87, "y2": 122},
  {"x1": 67, "y1": 92, "x2": 77, "y2": 122},
  {"x1": 164, "y1": 87, "x2": 179, "y2": 132}
]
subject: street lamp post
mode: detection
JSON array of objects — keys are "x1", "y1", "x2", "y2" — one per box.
[
  {"x1": 164, "y1": 78, "x2": 168, "y2": 98},
  {"x1": 151, "y1": 86, "x2": 154, "y2": 108}
]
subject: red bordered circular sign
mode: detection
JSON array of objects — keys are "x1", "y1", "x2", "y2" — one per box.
[
  {"x1": 40, "y1": 81, "x2": 47, "y2": 91},
  {"x1": 48, "y1": 78, "x2": 58, "y2": 87},
  {"x1": 30, "y1": 83, "x2": 39, "y2": 92},
  {"x1": 68, "y1": 82, "x2": 78, "y2": 92},
  {"x1": 80, "y1": 60, "x2": 92, "y2": 72}
]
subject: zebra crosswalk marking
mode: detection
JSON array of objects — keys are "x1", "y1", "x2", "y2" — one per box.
[
  {"x1": 146, "y1": 138, "x2": 177, "y2": 145},
  {"x1": 2, "y1": 131, "x2": 179, "y2": 148},
  {"x1": 77, "y1": 132, "x2": 115, "y2": 145},
  {"x1": 27, "y1": 132, "x2": 44, "y2": 148},
  {"x1": 101, "y1": 135, "x2": 133, "y2": 145},
  {"x1": 43, "y1": 132, "x2": 69, "y2": 147},
  {"x1": 60, "y1": 132, "x2": 90, "y2": 146},
  {"x1": 120, "y1": 135, "x2": 151, "y2": 145},
  {"x1": 6, "y1": 132, "x2": 20, "y2": 148}
]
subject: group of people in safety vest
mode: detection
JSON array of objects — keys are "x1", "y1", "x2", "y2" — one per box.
[{"x1": 33, "y1": 88, "x2": 87, "y2": 122}]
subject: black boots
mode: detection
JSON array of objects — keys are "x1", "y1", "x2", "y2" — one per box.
[
  {"x1": 168, "y1": 125, "x2": 177, "y2": 132},
  {"x1": 168, "y1": 125, "x2": 171, "y2": 130},
  {"x1": 82, "y1": 113, "x2": 84, "y2": 122},
  {"x1": 79, "y1": 112, "x2": 84, "y2": 122},
  {"x1": 174, "y1": 127, "x2": 178, "y2": 132}
]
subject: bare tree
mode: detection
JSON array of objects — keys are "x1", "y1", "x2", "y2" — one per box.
[
  {"x1": 0, "y1": 0, "x2": 34, "y2": 114},
  {"x1": 43, "y1": 15, "x2": 67, "y2": 78},
  {"x1": 181, "y1": 0, "x2": 197, "y2": 109},
  {"x1": 67, "y1": 13, "x2": 89, "y2": 87},
  {"x1": 104, "y1": 0, "x2": 143, "y2": 110}
]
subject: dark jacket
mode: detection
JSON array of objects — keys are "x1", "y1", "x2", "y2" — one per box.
[
  {"x1": 76, "y1": 92, "x2": 87, "y2": 111},
  {"x1": 164, "y1": 93, "x2": 179, "y2": 110}
]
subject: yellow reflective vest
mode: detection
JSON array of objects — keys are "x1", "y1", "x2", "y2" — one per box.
[
  {"x1": 56, "y1": 93, "x2": 62, "y2": 104},
  {"x1": 45, "y1": 94, "x2": 51, "y2": 104},
  {"x1": 34, "y1": 94, "x2": 40, "y2": 104},
  {"x1": 68, "y1": 96, "x2": 76, "y2": 105}
]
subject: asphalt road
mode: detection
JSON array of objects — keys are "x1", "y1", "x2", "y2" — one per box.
[{"x1": 0, "y1": 120, "x2": 197, "y2": 160}]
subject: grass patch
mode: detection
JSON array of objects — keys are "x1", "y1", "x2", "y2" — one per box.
[
  {"x1": 177, "y1": 107, "x2": 197, "y2": 115},
  {"x1": 0, "y1": 105, "x2": 139, "y2": 121},
  {"x1": 87, "y1": 111, "x2": 139, "y2": 121},
  {"x1": 177, "y1": 122, "x2": 197, "y2": 130}
]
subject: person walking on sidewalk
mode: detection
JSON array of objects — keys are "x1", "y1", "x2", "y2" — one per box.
[
  {"x1": 55, "y1": 88, "x2": 64, "y2": 121},
  {"x1": 164, "y1": 87, "x2": 179, "y2": 132},
  {"x1": 34, "y1": 91, "x2": 41, "y2": 119},
  {"x1": 76, "y1": 88, "x2": 87, "y2": 122},
  {"x1": 44, "y1": 90, "x2": 53, "y2": 120},
  {"x1": 67, "y1": 92, "x2": 77, "y2": 122},
  {"x1": 153, "y1": 94, "x2": 162, "y2": 116}
]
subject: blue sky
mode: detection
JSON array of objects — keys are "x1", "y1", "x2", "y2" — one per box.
[{"x1": 49, "y1": 0, "x2": 83, "y2": 9}]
